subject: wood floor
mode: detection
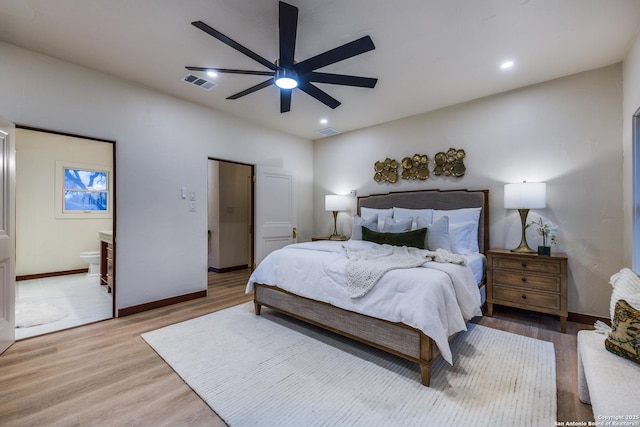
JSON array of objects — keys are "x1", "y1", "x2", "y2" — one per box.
[{"x1": 0, "y1": 269, "x2": 594, "y2": 426}]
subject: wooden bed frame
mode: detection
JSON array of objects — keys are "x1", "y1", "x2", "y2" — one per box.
[{"x1": 253, "y1": 189, "x2": 490, "y2": 386}]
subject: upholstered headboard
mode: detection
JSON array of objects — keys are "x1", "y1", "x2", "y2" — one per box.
[{"x1": 357, "y1": 189, "x2": 490, "y2": 254}]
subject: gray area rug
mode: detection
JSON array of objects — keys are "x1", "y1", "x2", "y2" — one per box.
[{"x1": 142, "y1": 303, "x2": 556, "y2": 427}]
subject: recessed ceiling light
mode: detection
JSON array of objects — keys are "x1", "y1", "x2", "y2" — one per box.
[
  {"x1": 320, "y1": 118, "x2": 328, "y2": 125},
  {"x1": 207, "y1": 70, "x2": 218, "y2": 78},
  {"x1": 500, "y1": 60, "x2": 514, "y2": 70}
]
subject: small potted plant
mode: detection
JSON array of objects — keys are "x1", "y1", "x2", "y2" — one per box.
[{"x1": 527, "y1": 218, "x2": 558, "y2": 256}]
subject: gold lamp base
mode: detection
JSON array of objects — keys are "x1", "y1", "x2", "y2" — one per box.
[{"x1": 511, "y1": 208, "x2": 536, "y2": 253}]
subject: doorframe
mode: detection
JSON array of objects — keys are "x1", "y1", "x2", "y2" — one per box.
[
  {"x1": 633, "y1": 107, "x2": 640, "y2": 272},
  {"x1": 207, "y1": 157, "x2": 255, "y2": 272},
  {"x1": 15, "y1": 125, "x2": 117, "y2": 318}
]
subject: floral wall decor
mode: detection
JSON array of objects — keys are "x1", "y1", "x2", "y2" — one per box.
[
  {"x1": 433, "y1": 148, "x2": 466, "y2": 177},
  {"x1": 373, "y1": 148, "x2": 466, "y2": 183},
  {"x1": 401, "y1": 154, "x2": 430, "y2": 180},
  {"x1": 373, "y1": 158, "x2": 398, "y2": 183}
]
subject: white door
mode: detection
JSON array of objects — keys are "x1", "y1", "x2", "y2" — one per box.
[
  {"x1": 0, "y1": 117, "x2": 16, "y2": 354},
  {"x1": 254, "y1": 166, "x2": 296, "y2": 266}
]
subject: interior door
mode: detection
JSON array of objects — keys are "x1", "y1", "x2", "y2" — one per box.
[
  {"x1": 0, "y1": 117, "x2": 16, "y2": 354},
  {"x1": 254, "y1": 165, "x2": 296, "y2": 266}
]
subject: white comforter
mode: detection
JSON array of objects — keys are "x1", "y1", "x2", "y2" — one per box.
[{"x1": 246, "y1": 240, "x2": 483, "y2": 364}]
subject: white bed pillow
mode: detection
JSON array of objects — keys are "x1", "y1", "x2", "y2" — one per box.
[
  {"x1": 382, "y1": 216, "x2": 413, "y2": 233},
  {"x1": 449, "y1": 222, "x2": 478, "y2": 254},
  {"x1": 360, "y1": 207, "x2": 393, "y2": 231},
  {"x1": 416, "y1": 216, "x2": 451, "y2": 251},
  {"x1": 392, "y1": 207, "x2": 433, "y2": 230},
  {"x1": 433, "y1": 207, "x2": 481, "y2": 225},
  {"x1": 609, "y1": 268, "x2": 640, "y2": 322},
  {"x1": 350, "y1": 214, "x2": 378, "y2": 240},
  {"x1": 433, "y1": 207, "x2": 481, "y2": 253}
]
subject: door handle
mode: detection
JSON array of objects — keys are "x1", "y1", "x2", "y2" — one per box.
[{"x1": 292, "y1": 227, "x2": 297, "y2": 238}]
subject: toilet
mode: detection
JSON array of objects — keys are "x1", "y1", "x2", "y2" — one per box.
[{"x1": 79, "y1": 251, "x2": 101, "y2": 277}]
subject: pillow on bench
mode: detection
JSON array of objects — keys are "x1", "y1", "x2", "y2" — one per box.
[{"x1": 605, "y1": 299, "x2": 640, "y2": 365}]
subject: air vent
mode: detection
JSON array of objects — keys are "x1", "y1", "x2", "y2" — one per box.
[
  {"x1": 315, "y1": 127, "x2": 341, "y2": 137},
  {"x1": 182, "y1": 73, "x2": 216, "y2": 90}
]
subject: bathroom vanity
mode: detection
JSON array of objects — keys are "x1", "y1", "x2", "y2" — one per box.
[{"x1": 99, "y1": 231, "x2": 113, "y2": 293}]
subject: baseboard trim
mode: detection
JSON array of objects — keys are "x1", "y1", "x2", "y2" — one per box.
[
  {"x1": 17, "y1": 269, "x2": 88, "y2": 281},
  {"x1": 568, "y1": 311, "x2": 609, "y2": 327},
  {"x1": 118, "y1": 290, "x2": 207, "y2": 317},
  {"x1": 208, "y1": 265, "x2": 250, "y2": 273}
]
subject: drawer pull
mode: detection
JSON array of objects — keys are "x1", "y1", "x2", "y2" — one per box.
[
  {"x1": 521, "y1": 294, "x2": 527, "y2": 300},
  {"x1": 521, "y1": 263, "x2": 527, "y2": 268},
  {"x1": 521, "y1": 277, "x2": 527, "y2": 282}
]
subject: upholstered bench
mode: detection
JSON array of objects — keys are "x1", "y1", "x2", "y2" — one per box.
[{"x1": 577, "y1": 329, "x2": 640, "y2": 424}]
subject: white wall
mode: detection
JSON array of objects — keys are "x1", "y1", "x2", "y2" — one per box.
[
  {"x1": 0, "y1": 42, "x2": 313, "y2": 312},
  {"x1": 16, "y1": 129, "x2": 113, "y2": 276},
  {"x1": 314, "y1": 65, "x2": 623, "y2": 317},
  {"x1": 623, "y1": 28, "x2": 640, "y2": 271}
]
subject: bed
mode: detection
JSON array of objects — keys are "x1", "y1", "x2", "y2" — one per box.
[{"x1": 247, "y1": 189, "x2": 489, "y2": 386}]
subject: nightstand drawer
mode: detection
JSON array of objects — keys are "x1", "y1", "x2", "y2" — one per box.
[
  {"x1": 492, "y1": 286, "x2": 561, "y2": 310},
  {"x1": 492, "y1": 270, "x2": 560, "y2": 292},
  {"x1": 492, "y1": 257, "x2": 561, "y2": 274}
]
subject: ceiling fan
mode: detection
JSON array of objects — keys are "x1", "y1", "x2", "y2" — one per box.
[{"x1": 186, "y1": 1, "x2": 378, "y2": 113}]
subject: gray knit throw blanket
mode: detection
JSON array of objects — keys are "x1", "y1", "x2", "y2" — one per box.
[{"x1": 343, "y1": 244, "x2": 466, "y2": 298}]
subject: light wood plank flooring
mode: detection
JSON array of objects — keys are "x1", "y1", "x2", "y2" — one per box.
[{"x1": 0, "y1": 269, "x2": 594, "y2": 426}]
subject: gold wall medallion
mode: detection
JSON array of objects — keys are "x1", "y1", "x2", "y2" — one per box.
[
  {"x1": 401, "y1": 154, "x2": 429, "y2": 180},
  {"x1": 433, "y1": 148, "x2": 466, "y2": 177},
  {"x1": 373, "y1": 158, "x2": 398, "y2": 183}
]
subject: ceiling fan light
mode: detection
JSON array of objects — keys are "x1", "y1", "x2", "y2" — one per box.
[{"x1": 275, "y1": 68, "x2": 298, "y2": 89}]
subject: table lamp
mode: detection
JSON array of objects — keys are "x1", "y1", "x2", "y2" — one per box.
[
  {"x1": 325, "y1": 195, "x2": 348, "y2": 239},
  {"x1": 504, "y1": 182, "x2": 546, "y2": 253}
]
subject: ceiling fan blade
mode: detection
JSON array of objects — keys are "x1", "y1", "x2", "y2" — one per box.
[
  {"x1": 278, "y1": 2, "x2": 298, "y2": 68},
  {"x1": 298, "y1": 81, "x2": 341, "y2": 109},
  {"x1": 306, "y1": 72, "x2": 378, "y2": 88},
  {"x1": 192, "y1": 21, "x2": 277, "y2": 71},
  {"x1": 295, "y1": 36, "x2": 375, "y2": 74},
  {"x1": 226, "y1": 79, "x2": 274, "y2": 100},
  {"x1": 186, "y1": 66, "x2": 274, "y2": 76},
  {"x1": 280, "y1": 89, "x2": 292, "y2": 113}
]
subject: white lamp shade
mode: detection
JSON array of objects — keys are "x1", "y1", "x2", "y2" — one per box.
[
  {"x1": 504, "y1": 182, "x2": 546, "y2": 209},
  {"x1": 325, "y1": 195, "x2": 348, "y2": 211}
]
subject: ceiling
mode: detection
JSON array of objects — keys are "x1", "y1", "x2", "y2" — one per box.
[{"x1": 1, "y1": 0, "x2": 639, "y2": 141}]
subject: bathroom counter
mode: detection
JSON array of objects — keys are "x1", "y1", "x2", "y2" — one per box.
[
  {"x1": 99, "y1": 230, "x2": 113, "y2": 244},
  {"x1": 99, "y1": 231, "x2": 114, "y2": 293}
]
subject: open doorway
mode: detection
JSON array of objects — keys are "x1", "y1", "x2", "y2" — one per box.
[
  {"x1": 15, "y1": 127, "x2": 115, "y2": 339},
  {"x1": 207, "y1": 159, "x2": 254, "y2": 272}
]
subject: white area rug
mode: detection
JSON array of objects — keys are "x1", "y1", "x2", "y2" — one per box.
[
  {"x1": 142, "y1": 303, "x2": 557, "y2": 427},
  {"x1": 15, "y1": 301, "x2": 68, "y2": 328}
]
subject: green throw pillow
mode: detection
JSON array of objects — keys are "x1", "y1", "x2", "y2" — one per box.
[
  {"x1": 361, "y1": 227, "x2": 427, "y2": 249},
  {"x1": 605, "y1": 299, "x2": 640, "y2": 365}
]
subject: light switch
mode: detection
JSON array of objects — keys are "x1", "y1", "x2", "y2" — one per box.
[{"x1": 181, "y1": 187, "x2": 187, "y2": 199}]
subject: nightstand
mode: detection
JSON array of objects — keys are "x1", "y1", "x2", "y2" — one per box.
[{"x1": 486, "y1": 249, "x2": 568, "y2": 333}]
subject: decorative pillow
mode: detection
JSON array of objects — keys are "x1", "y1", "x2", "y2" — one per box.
[
  {"x1": 360, "y1": 207, "x2": 393, "y2": 231},
  {"x1": 416, "y1": 216, "x2": 451, "y2": 252},
  {"x1": 605, "y1": 299, "x2": 640, "y2": 365},
  {"x1": 362, "y1": 227, "x2": 427, "y2": 249},
  {"x1": 392, "y1": 207, "x2": 433, "y2": 230},
  {"x1": 382, "y1": 216, "x2": 413, "y2": 233},
  {"x1": 449, "y1": 222, "x2": 479, "y2": 254},
  {"x1": 433, "y1": 207, "x2": 481, "y2": 253},
  {"x1": 350, "y1": 215, "x2": 378, "y2": 241},
  {"x1": 609, "y1": 268, "x2": 640, "y2": 323}
]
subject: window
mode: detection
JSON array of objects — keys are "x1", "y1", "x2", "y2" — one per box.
[
  {"x1": 63, "y1": 168, "x2": 108, "y2": 212},
  {"x1": 56, "y1": 161, "x2": 112, "y2": 218}
]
